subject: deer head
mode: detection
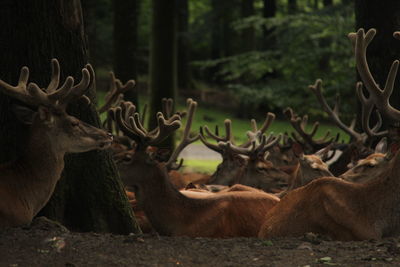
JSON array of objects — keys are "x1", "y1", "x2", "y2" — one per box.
[{"x1": 0, "y1": 59, "x2": 112, "y2": 227}]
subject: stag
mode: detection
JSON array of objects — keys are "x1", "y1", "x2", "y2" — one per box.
[
  {"x1": 109, "y1": 101, "x2": 279, "y2": 237},
  {"x1": 0, "y1": 59, "x2": 113, "y2": 227},
  {"x1": 259, "y1": 28, "x2": 400, "y2": 241}
]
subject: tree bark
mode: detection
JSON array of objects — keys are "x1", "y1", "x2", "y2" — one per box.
[
  {"x1": 210, "y1": 0, "x2": 235, "y2": 59},
  {"x1": 262, "y1": 0, "x2": 277, "y2": 50},
  {"x1": 177, "y1": 0, "x2": 192, "y2": 92},
  {"x1": 149, "y1": 0, "x2": 177, "y2": 148},
  {"x1": 355, "y1": 0, "x2": 400, "y2": 110},
  {"x1": 113, "y1": 0, "x2": 140, "y2": 106},
  {"x1": 0, "y1": 0, "x2": 140, "y2": 234},
  {"x1": 241, "y1": 0, "x2": 256, "y2": 52},
  {"x1": 81, "y1": 0, "x2": 98, "y2": 67}
]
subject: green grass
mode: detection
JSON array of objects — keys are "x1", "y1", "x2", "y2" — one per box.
[{"x1": 181, "y1": 159, "x2": 221, "y2": 174}]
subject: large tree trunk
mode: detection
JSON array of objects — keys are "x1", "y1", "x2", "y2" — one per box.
[
  {"x1": 355, "y1": 0, "x2": 400, "y2": 110},
  {"x1": 149, "y1": 0, "x2": 177, "y2": 148},
  {"x1": 177, "y1": 0, "x2": 192, "y2": 92},
  {"x1": 81, "y1": 0, "x2": 98, "y2": 67},
  {"x1": 0, "y1": 0, "x2": 140, "y2": 235},
  {"x1": 113, "y1": 0, "x2": 140, "y2": 106},
  {"x1": 241, "y1": 0, "x2": 256, "y2": 52}
]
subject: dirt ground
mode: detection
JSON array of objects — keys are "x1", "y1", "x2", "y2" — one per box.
[{"x1": 1, "y1": 217, "x2": 400, "y2": 266}]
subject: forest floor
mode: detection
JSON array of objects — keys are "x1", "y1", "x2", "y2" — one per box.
[{"x1": 1, "y1": 217, "x2": 400, "y2": 267}]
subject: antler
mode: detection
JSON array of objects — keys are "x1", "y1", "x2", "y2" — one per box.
[
  {"x1": 218, "y1": 134, "x2": 282, "y2": 160},
  {"x1": 0, "y1": 59, "x2": 91, "y2": 110},
  {"x1": 199, "y1": 119, "x2": 234, "y2": 154},
  {"x1": 355, "y1": 81, "x2": 387, "y2": 138},
  {"x1": 349, "y1": 28, "x2": 400, "y2": 125},
  {"x1": 284, "y1": 107, "x2": 338, "y2": 152},
  {"x1": 98, "y1": 72, "x2": 135, "y2": 114},
  {"x1": 109, "y1": 101, "x2": 181, "y2": 150},
  {"x1": 241, "y1": 113, "x2": 276, "y2": 148},
  {"x1": 166, "y1": 99, "x2": 200, "y2": 170},
  {"x1": 309, "y1": 79, "x2": 382, "y2": 143}
]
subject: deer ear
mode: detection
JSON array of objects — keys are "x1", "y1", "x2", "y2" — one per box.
[
  {"x1": 375, "y1": 137, "x2": 388, "y2": 154},
  {"x1": 37, "y1": 106, "x2": 55, "y2": 126},
  {"x1": 13, "y1": 104, "x2": 35, "y2": 125}
]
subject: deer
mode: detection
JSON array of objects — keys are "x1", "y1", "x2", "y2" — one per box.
[
  {"x1": 308, "y1": 79, "x2": 385, "y2": 176},
  {"x1": 216, "y1": 133, "x2": 293, "y2": 193},
  {"x1": 258, "y1": 28, "x2": 400, "y2": 241},
  {"x1": 109, "y1": 100, "x2": 280, "y2": 238},
  {"x1": 200, "y1": 112, "x2": 288, "y2": 191},
  {"x1": 117, "y1": 98, "x2": 207, "y2": 190},
  {"x1": 0, "y1": 59, "x2": 113, "y2": 228}
]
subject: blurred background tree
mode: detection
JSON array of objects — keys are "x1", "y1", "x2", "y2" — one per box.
[{"x1": 81, "y1": 0, "x2": 399, "y2": 127}]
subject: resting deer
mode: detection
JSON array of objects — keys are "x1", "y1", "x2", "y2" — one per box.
[
  {"x1": 259, "y1": 28, "x2": 400, "y2": 241},
  {"x1": 200, "y1": 113, "x2": 289, "y2": 190},
  {"x1": 110, "y1": 101, "x2": 279, "y2": 237},
  {"x1": 0, "y1": 59, "x2": 113, "y2": 228},
  {"x1": 117, "y1": 99, "x2": 206, "y2": 190}
]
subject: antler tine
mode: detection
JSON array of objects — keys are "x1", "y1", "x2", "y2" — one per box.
[
  {"x1": 284, "y1": 107, "x2": 335, "y2": 151},
  {"x1": 98, "y1": 71, "x2": 135, "y2": 114},
  {"x1": 255, "y1": 134, "x2": 283, "y2": 156},
  {"x1": 218, "y1": 133, "x2": 281, "y2": 159},
  {"x1": 204, "y1": 119, "x2": 233, "y2": 143},
  {"x1": 0, "y1": 64, "x2": 37, "y2": 107},
  {"x1": 241, "y1": 113, "x2": 276, "y2": 148},
  {"x1": 351, "y1": 28, "x2": 400, "y2": 124},
  {"x1": 199, "y1": 126, "x2": 223, "y2": 153},
  {"x1": 166, "y1": 99, "x2": 200, "y2": 170},
  {"x1": 146, "y1": 112, "x2": 181, "y2": 146},
  {"x1": 355, "y1": 81, "x2": 387, "y2": 138},
  {"x1": 310, "y1": 79, "x2": 364, "y2": 141},
  {"x1": 109, "y1": 107, "x2": 142, "y2": 144},
  {"x1": 218, "y1": 140, "x2": 256, "y2": 157},
  {"x1": 57, "y1": 67, "x2": 91, "y2": 108},
  {"x1": 46, "y1": 58, "x2": 60, "y2": 93}
]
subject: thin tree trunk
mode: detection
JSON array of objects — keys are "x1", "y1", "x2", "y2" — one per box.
[
  {"x1": 0, "y1": 0, "x2": 140, "y2": 234},
  {"x1": 113, "y1": 0, "x2": 140, "y2": 106},
  {"x1": 241, "y1": 0, "x2": 256, "y2": 52},
  {"x1": 177, "y1": 0, "x2": 192, "y2": 92},
  {"x1": 262, "y1": 0, "x2": 277, "y2": 50},
  {"x1": 149, "y1": 0, "x2": 177, "y2": 149}
]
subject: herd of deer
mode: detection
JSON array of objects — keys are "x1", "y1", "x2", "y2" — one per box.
[{"x1": 1, "y1": 28, "x2": 400, "y2": 241}]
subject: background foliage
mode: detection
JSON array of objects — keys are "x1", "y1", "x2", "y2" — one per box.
[{"x1": 89, "y1": 0, "x2": 356, "y2": 122}]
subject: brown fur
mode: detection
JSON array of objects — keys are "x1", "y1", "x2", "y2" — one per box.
[
  {"x1": 127, "y1": 150, "x2": 279, "y2": 238},
  {"x1": 0, "y1": 109, "x2": 112, "y2": 228},
  {"x1": 258, "y1": 149, "x2": 400, "y2": 241}
]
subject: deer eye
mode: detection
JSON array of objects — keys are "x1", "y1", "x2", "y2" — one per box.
[{"x1": 71, "y1": 121, "x2": 80, "y2": 127}]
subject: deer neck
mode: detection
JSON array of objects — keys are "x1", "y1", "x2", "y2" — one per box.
[
  {"x1": 369, "y1": 151, "x2": 400, "y2": 189},
  {"x1": 133, "y1": 159, "x2": 198, "y2": 235},
  {"x1": 14, "y1": 124, "x2": 66, "y2": 216}
]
